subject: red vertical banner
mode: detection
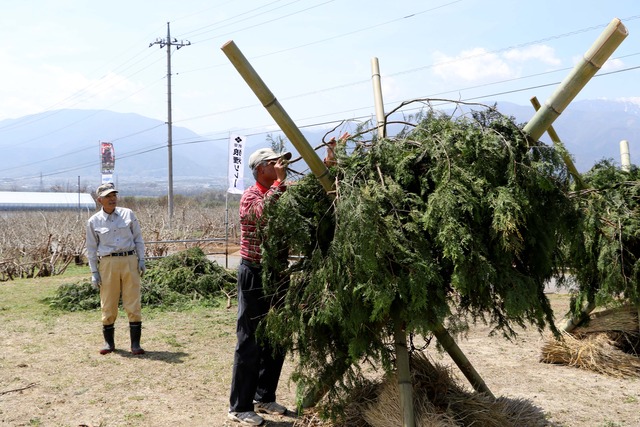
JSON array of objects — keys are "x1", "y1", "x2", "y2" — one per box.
[{"x1": 100, "y1": 141, "x2": 115, "y2": 183}]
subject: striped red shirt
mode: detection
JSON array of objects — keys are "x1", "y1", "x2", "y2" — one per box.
[{"x1": 239, "y1": 180, "x2": 286, "y2": 264}]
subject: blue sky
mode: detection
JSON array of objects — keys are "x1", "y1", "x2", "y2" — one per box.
[{"x1": 0, "y1": 0, "x2": 638, "y2": 141}]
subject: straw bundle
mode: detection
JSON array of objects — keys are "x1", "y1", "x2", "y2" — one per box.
[
  {"x1": 541, "y1": 330, "x2": 640, "y2": 378},
  {"x1": 573, "y1": 305, "x2": 638, "y2": 336},
  {"x1": 294, "y1": 352, "x2": 546, "y2": 427},
  {"x1": 541, "y1": 305, "x2": 640, "y2": 377}
]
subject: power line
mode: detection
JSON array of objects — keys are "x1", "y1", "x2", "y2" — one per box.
[
  {"x1": 187, "y1": 0, "x2": 333, "y2": 42},
  {"x1": 5, "y1": 57, "x2": 639, "y2": 181},
  {"x1": 182, "y1": 0, "x2": 304, "y2": 39},
  {"x1": 3, "y1": 8, "x2": 640, "y2": 179}
]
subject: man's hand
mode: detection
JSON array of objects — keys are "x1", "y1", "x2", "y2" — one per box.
[
  {"x1": 91, "y1": 271, "x2": 101, "y2": 290},
  {"x1": 138, "y1": 259, "x2": 146, "y2": 277},
  {"x1": 324, "y1": 132, "x2": 350, "y2": 167},
  {"x1": 274, "y1": 158, "x2": 287, "y2": 182}
]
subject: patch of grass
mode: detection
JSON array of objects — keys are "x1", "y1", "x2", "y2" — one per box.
[
  {"x1": 63, "y1": 263, "x2": 91, "y2": 277},
  {"x1": 124, "y1": 412, "x2": 145, "y2": 421},
  {"x1": 160, "y1": 333, "x2": 184, "y2": 348}
]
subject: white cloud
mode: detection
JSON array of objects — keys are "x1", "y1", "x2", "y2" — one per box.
[
  {"x1": 601, "y1": 58, "x2": 625, "y2": 72},
  {"x1": 0, "y1": 57, "x2": 147, "y2": 121},
  {"x1": 432, "y1": 44, "x2": 564, "y2": 85},
  {"x1": 503, "y1": 45, "x2": 561, "y2": 66},
  {"x1": 433, "y1": 48, "x2": 516, "y2": 82}
]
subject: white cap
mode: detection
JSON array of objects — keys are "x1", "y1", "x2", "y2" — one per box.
[{"x1": 248, "y1": 148, "x2": 292, "y2": 170}]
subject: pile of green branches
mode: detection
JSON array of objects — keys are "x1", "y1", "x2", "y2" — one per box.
[
  {"x1": 141, "y1": 247, "x2": 237, "y2": 308},
  {"x1": 564, "y1": 160, "x2": 640, "y2": 314},
  {"x1": 46, "y1": 247, "x2": 236, "y2": 311},
  {"x1": 259, "y1": 107, "x2": 577, "y2": 412}
]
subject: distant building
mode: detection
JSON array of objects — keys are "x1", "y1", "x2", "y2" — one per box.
[{"x1": 0, "y1": 191, "x2": 96, "y2": 211}]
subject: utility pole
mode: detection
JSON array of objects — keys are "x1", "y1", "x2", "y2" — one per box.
[{"x1": 149, "y1": 22, "x2": 191, "y2": 227}]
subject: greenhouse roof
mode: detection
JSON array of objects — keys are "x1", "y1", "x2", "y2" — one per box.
[{"x1": 0, "y1": 191, "x2": 97, "y2": 211}]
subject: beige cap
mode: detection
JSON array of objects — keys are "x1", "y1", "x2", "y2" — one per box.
[
  {"x1": 248, "y1": 148, "x2": 292, "y2": 170},
  {"x1": 96, "y1": 183, "x2": 118, "y2": 197}
]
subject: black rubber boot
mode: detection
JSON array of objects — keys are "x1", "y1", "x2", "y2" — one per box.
[
  {"x1": 129, "y1": 322, "x2": 145, "y2": 355},
  {"x1": 100, "y1": 324, "x2": 115, "y2": 355}
]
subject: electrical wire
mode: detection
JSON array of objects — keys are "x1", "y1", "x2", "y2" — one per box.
[
  {"x1": 2, "y1": 6, "x2": 639, "y2": 178},
  {"x1": 7, "y1": 60, "x2": 639, "y2": 182}
]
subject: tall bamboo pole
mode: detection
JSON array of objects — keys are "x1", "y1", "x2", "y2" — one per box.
[
  {"x1": 220, "y1": 40, "x2": 334, "y2": 194},
  {"x1": 523, "y1": 18, "x2": 627, "y2": 141},
  {"x1": 392, "y1": 312, "x2": 415, "y2": 427},
  {"x1": 373, "y1": 56, "x2": 415, "y2": 426},
  {"x1": 530, "y1": 96, "x2": 586, "y2": 190},
  {"x1": 371, "y1": 57, "x2": 386, "y2": 139}
]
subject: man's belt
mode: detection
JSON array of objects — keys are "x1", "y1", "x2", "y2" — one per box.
[
  {"x1": 105, "y1": 250, "x2": 135, "y2": 257},
  {"x1": 241, "y1": 258, "x2": 261, "y2": 270}
]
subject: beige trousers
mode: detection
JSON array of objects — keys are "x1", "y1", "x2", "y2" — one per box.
[{"x1": 99, "y1": 255, "x2": 142, "y2": 325}]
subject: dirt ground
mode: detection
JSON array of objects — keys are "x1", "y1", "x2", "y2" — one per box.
[{"x1": 1, "y1": 275, "x2": 640, "y2": 427}]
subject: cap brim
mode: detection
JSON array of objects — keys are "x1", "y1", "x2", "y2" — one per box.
[
  {"x1": 267, "y1": 151, "x2": 291, "y2": 161},
  {"x1": 99, "y1": 189, "x2": 118, "y2": 197}
]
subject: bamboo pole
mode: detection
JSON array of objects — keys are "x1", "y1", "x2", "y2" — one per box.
[
  {"x1": 376, "y1": 57, "x2": 414, "y2": 424},
  {"x1": 530, "y1": 96, "x2": 586, "y2": 190},
  {"x1": 620, "y1": 139, "x2": 631, "y2": 172},
  {"x1": 220, "y1": 40, "x2": 334, "y2": 194},
  {"x1": 562, "y1": 301, "x2": 597, "y2": 333},
  {"x1": 523, "y1": 18, "x2": 627, "y2": 141},
  {"x1": 431, "y1": 323, "x2": 495, "y2": 398},
  {"x1": 371, "y1": 57, "x2": 386, "y2": 139},
  {"x1": 393, "y1": 312, "x2": 415, "y2": 427}
]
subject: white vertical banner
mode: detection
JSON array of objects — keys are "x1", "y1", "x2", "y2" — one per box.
[{"x1": 227, "y1": 134, "x2": 246, "y2": 194}]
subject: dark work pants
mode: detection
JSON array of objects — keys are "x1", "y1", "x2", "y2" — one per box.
[{"x1": 229, "y1": 262, "x2": 286, "y2": 413}]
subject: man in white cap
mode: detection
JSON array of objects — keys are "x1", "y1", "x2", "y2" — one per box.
[
  {"x1": 228, "y1": 148, "x2": 292, "y2": 425},
  {"x1": 86, "y1": 183, "x2": 147, "y2": 356},
  {"x1": 227, "y1": 135, "x2": 349, "y2": 425}
]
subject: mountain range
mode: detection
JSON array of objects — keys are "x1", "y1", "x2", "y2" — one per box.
[{"x1": 0, "y1": 99, "x2": 638, "y2": 195}]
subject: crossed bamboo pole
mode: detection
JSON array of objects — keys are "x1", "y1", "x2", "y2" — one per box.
[{"x1": 525, "y1": 18, "x2": 627, "y2": 332}]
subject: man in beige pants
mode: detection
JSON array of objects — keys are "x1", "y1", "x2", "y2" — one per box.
[{"x1": 86, "y1": 183, "x2": 146, "y2": 355}]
